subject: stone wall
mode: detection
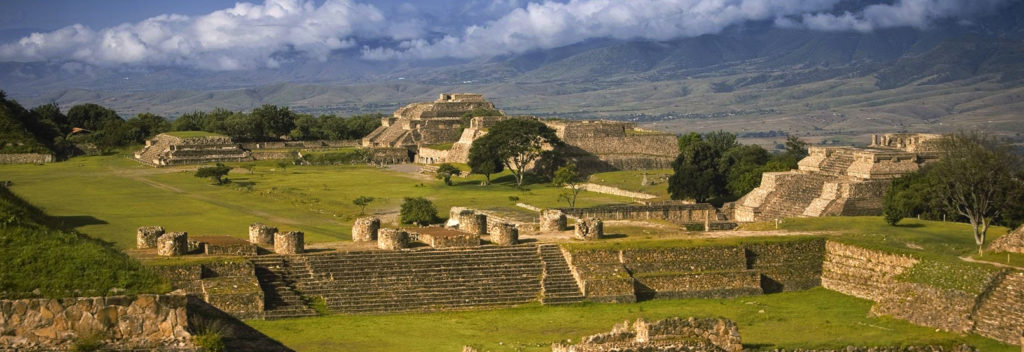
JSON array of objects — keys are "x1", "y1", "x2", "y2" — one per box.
[
  {"x1": 415, "y1": 146, "x2": 450, "y2": 164},
  {"x1": 563, "y1": 249, "x2": 637, "y2": 303},
  {"x1": 634, "y1": 272, "x2": 762, "y2": 299},
  {"x1": 869, "y1": 282, "x2": 976, "y2": 333},
  {"x1": 558, "y1": 203, "x2": 716, "y2": 226},
  {"x1": 564, "y1": 135, "x2": 678, "y2": 158},
  {"x1": 0, "y1": 153, "x2": 54, "y2": 164},
  {"x1": 0, "y1": 292, "x2": 195, "y2": 351},
  {"x1": 368, "y1": 147, "x2": 411, "y2": 164},
  {"x1": 576, "y1": 183, "x2": 657, "y2": 200},
  {"x1": 821, "y1": 241, "x2": 918, "y2": 301},
  {"x1": 551, "y1": 317, "x2": 742, "y2": 352},
  {"x1": 147, "y1": 260, "x2": 265, "y2": 319},
  {"x1": 746, "y1": 239, "x2": 825, "y2": 292}
]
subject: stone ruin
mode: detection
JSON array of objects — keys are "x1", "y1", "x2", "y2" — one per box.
[
  {"x1": 362, "y1": 93, "x2": 500, "y2": 149},
  {"x1": 489, "y1": 223, "x2": 519, "y2": 246},
  {"x1": 274, "y1": 231, "x2": 304, "y2": 254},
  {"x1": 248, "y1": 223, "x2": 277, "y2": 245},
  {"x1": 136, "y1": 226, "x2": 165, "y2": 249},
  {"x1": 352, "y1": 216, "x2": 381, "y2": 242},
  {"x1": 134, "y1": 133, "x2": 253, "y2": 167},
  {"x1": 990, "y1": 224, "x2": 1024, "y2": 254},
  {"x1": 733, "y1": 133, "x2": 943, "y2": 222},
  {"x1": 157, "y1": 232, "x2": 188, "y2": 256},
  {"x1": 193, "y1": 235, "x2": 257, "y2": 256},
  {"x1": 574, "y1": 218, "x2": 604, "y2": 241},
  {"x1": 378, "y1": 228, "x2": 410, "y2": 250},
  {"x1": 458, "y1": 210, "x2": 488, "y2": 235},
  {"x1": 540, "y1": 209, "x2": 569, "y2": 232},
  {"x1": 551, "y1": 317, "x2": 743, "y2": 352},
  {"x1": 405, "y1": 227, "x2": 481, "y2": 248}
]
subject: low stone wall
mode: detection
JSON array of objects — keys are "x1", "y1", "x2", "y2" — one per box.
[
  {"x1": 415, "y1": 147, "x2": 450, "y2": 164},
  {"x1": 869, "y1": 282, "x2": 976, "y2": 333},
  {"x1": 552, "y1": 317, "x2": 742, "y2": 352},
  {"x1": 564, "y1": 249, "x2": 636, "y2": 303},
  {"x1": 0, "y1": 292, "x2": 195, "y2": 350},
  {"x1": 577, "y1": 183, "x2": 657, "y2": 200},
  {"x1": 0, "y1": 153, "x2": 54, "y2": 164},
  {"x1": 821, "y1": 241, "x2": 918, "y2": 300},
  {"x1": 635, "y1": 272, "x2": 762, "y2": 299},
  {"x1": 369, "y1": 147, "x2": 410, "y2": 164},
  {"x1": 558, "y1": 203, "x2": 715, "y2": 225},
  {"x1": 746, "y1": 239, "x2": 825, "y2": 292},
  {"x1": 990, "y1": 225, "x2": 1024, "y2": 254},
  {"x1": 622, "y1": 247, "x2": 747, "y2": 273},
  {"x1": 147, "y1": 260, "x2": 264, "y2": 319}
]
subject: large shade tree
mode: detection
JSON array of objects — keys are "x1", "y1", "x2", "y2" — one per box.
[
  {"x1": 930, "y1": 133, "x2": 1023, "y2": 254},
  {"x1": 476, "y1": 119, "x2": 562, "y2": 188}
]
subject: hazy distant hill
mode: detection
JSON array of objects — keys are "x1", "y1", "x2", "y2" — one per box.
[{"x1": 2, "y1": 3, "x2": 1024, "y2": 144}]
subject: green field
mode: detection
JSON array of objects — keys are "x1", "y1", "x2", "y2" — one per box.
[
  {"x1": 0, "y1": 152, "x2": 629, "y2": 247},
  {"x1": 587, "y1": 169, "x2": 673, "y2": 198},
  {"x1": 246, "y1": 288, "x2": 1015, "y2": 352}
]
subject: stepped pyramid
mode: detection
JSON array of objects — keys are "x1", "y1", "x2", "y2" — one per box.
[
  {"x1": 134, "y1": 133, "x2": 253, "y2": 167},
  {"x1": 361, "y1": 93, "x2": 500, "y2": 148},
  {"x1": 733, "y1": 133, "x2": 942, "y2": 222}
]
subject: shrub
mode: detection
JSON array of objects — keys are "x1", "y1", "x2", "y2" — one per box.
[
  {"x1": 400, "y1": 197, "x2": 439, "y2": 225},
  {"x1": 194, "y1": 332, "x2": 226, "y2": 352}
]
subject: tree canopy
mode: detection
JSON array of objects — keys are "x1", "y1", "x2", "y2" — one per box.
[
  {"x1": 467, "y1": 136, "x2": 504, "y2": 185},
  {"x1": 475, "y1": 119, "x2": 562, "y2": 188},
  {"x1": 195, "y1": 163, "x2": 232, "y2": 185}
]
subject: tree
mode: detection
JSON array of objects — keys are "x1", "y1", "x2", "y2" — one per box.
[
  {"x1": 66, "y1": 103, "x2": 121, "y2": 131},
  {"x1": 435, "y1": 163, "x2": 460, "y2": 186},
  {"x1": 668, "y1": 141, "x2": 725, "y2": 203},
  {"x1": 677, "y1": 132, "x2": 702, "y2": 153},
  {"x1": 276, "y1": 161, "x2": 289, "y2": 173},
  {"x1": 467, "y1": 136, "x2": 504, "y2": 185},
  {"x1": 552, "y1": 163, "x2": 585, "y2": 208},
  {"x1": 931, "y1": 133, "x2": 1023, "y2": 254},
  {"x1": 481, "y1": 119, "x2": 562, "y2": 188},
  {"x1": 195, "y1": 163, "x2": 232, "y2": 185},
  {"x1": 353, "y1": 196, "x2": 375, "y2": 215},
  {"x1": 882, "y1": 167, "x2": 950, "y2": 226},
  {"x1": 784, "y1": 135, "x2": 809, "y2": 160},
  {"x1": 400, "y1": 197, "x2": 439, "y2": 225},
  {"x1": 719, "y1": 144, "x2": 770, "y2": 197},
  {"x1": 251, "y1": 105, "x2": 296, "y2": 139}
]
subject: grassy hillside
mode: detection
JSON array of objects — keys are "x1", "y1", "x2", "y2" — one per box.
[
  {"x1": 0, "y1": 184, "x2": 166, "y2": 298},
  {"x1": 0, "y1": 93, "x2": 52, "y2": 154}
]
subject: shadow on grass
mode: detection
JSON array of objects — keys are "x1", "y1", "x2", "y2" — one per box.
[
  {"x1": 602, "y1": 233, "x2": 628, "y2": 240},
  {"x1": 187, "y1": 297, "x2": 294, "y2": 352},
  {"x1": 895, "y1": 223, "x2": 925, "y2": 228},
  {"x1": 54, "y1": 215, "x2": 108, "y2": 229}
]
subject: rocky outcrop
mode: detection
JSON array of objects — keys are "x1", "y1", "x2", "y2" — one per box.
[
  {"x1": 0, "y1": 292, "x2": 194, "y2": 351},
  {"x1": 551, "y1": 317, "x2": 742, "y2": 352}
]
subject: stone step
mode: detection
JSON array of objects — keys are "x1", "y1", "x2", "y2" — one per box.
[{"x1": 303, "y1": 283, "x2": 542, "y2": 297}]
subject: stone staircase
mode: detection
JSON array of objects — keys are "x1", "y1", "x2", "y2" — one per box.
[
  {"x1": 538, "y1": 244, "x2": 585, "y2": 305},
  {"x1": 250, "y1": 256, "x2": 319, "y2": 320},
  {"x1": 817, "y1": 150, "x2": 855, "y2": 176},
  {"x1": 803, "y1": 181, "x2": 845, "y2": 217},
  {"x1": 254, "y1": 246, "x2": 546, "y2": 315},
  {"x1": 753, "y1": 173, "x2": 832, "y2": 220},
  {"x1": 972, "y1": 271, "x2": 1024, "y2": 344},
  {"x1": 363, "y1": 124, "x2": 411, "y2": 148}
]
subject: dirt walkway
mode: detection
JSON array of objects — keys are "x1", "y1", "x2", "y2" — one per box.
[{"x1": 959, "y1": 255, "x2": 1024, "y2": 270}]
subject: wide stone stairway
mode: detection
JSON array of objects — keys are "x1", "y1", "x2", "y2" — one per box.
[
  {"x1": 973, "y1": 271, "x2": 1024, "y2": 344},
  {"x1": 249, "y1": 256, "x2": 319, "y2": 319},
  {"x1": 539, "y1": 244, "x2": 585, "y2": 304},
  {"x1": 251, "y1": 245, "x2": 580, "y2": 317}
]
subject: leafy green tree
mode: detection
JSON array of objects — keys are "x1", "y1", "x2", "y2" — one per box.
[
  {"x1": 552, "y1": 163, "x2": 585, "y2": 208},
  {"x1": 704, "y1": 130, "x2": 738, "y2": 156},
  {"x1": 882, "y1": 169, "x2": 945, "y2": 225},
  {"x1": 172, "y1": 111, "x2": 207, "y2": 131},
  {"x1": 276, "y1": 160, "x2": 289, "y2": 173},
  {"x1": 480, "y1": 119, "x2": 562, "y2": 188},
  {"x1": 668, "y1": 141, "x2": 725, "y2": 203},
  {"x1": 930, "y1": 133, "x2": 1024, "y2": 254},
  {"x1": 719, "y1": 144, "x2": 771, "y2": 197},
  {"x1": 435, "y1": 163, "x2": 460, "y2": 186},
  {"x1": 195, "y1": 163, "x2": 232, "y2": 185},
  {"x1": 353, "y1": 196, "x2": 375, "y2": 215},
  {"x1": 784, "y1": 135, "x2": 809, "y2": 160},
  {"x1": 400, "y1": 197, "x2": 439, "y2": 225},
  {"x1": 677, "y1": 132, "x2": 702, "y2": 153},
  {"x1": 467, "y1": 136, "x2": 504, "y2": 185},
  {"x1": 66, "y1": 103, "x2": 121, "y2": 131},
  {"x1": 251, "y1": 104, "x2": 296, "y2": 139}
]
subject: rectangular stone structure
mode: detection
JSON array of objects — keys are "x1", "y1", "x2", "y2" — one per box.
[{"x1": 136, "y1": 226, "x2": 165, "y2": 249}]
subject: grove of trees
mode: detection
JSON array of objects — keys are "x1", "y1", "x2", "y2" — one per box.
[
  {"x1": 468, "y1": 119, "x2": 563, "y2": 188},
  {"x1": 883, "y1": 132, "x2": 1024, "y2": 253},
  {"x1": 668, "y1": 132, "x2": 806, "y2": 204}
]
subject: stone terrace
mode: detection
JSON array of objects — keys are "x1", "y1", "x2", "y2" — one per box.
[
  {"x1": 134, "y1": 133, "x2": 252, "y2": 167},
  {"x1": 250, "y1": 244, "x2": 583, "y2": 318}
]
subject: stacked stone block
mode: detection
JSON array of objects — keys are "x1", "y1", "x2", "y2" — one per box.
[
  {"x1": 540, "y1": 209, "x2": 568, "y2": 232},
  {"x1": 490, "y1": 223, "x2": 519, "y2": 246},
  {"x1": 574, "y1": 218, "x2": 604, "y2": 240},
  {"x1": 274, "y1": 231, "x2": 304, "y2": 254},
  {"x1": 248, "y1": 223, "x2": 277, "y2": 245},
  {"x1": 157, "y1": 232, "x2": 188, "y2": 256},
  {"x1": 136, "y1": 226, "x2": 165, "y2": 249},
  {"x1": 352, "y1": 217, "x2": 381, "y2": 242},
  {"x1": 378, "y1": 228, "x2": 409, "y2": 250},
  {"x1": 459, "y1": 210, "x2": 487, "y2": 235}
]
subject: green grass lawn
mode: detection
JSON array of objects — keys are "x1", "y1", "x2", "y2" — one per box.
[
  {"x1": 587, "y1": 169, "x2": 673, "y2": 198},
  {"x1": 246, "y1": 288, "x2": 1015, "y2": 352},
  {"x1": 0, "y1": 153, "x2": 629, "y2": 248}
]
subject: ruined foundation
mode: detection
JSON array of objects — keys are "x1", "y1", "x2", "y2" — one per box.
[
  {"x1": 490, "y1": 223, "x2": 519, "y2": 246},
  {"x1": 378, "y1": 228, "x2": 410, "y2": 250},
  {"x1": 136, "y1": 226, "x2": 165, "y2": 249},
  {"x1": 248, "y1": 223, "x2": 277, "y2": 245},
  {"x1": 352, "y1": 217, "x2": 381, "y2": 242},
  {"x1": 274, "y1": 231, "x2": 304, "y2": 254},
  {"x1": 575, "y1": 218, "x2": 604, "y2": 241},
  {"x1": 157, "y1": 232, "x2": 187, "y2": 256},
  {"x1": 540, "y1": 210, "x2": 568, "y2": 232},
  {"x1": 459, "y1": 210, "x2": 487, "y2": 235}
]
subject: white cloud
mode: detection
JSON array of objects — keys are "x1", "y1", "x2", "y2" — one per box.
[
  {"x1": 783, "y1": 0, "x2": 1010, "y2": 32},
  {"x1": 362, "y1": 0, "x2": 846, "y2": 60},
  {"x1": 0, "y1": 0, "x2": 413, "y2": 70}
]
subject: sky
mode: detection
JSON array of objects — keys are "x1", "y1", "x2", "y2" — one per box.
[{"x1": 0, "y1": 0, "x2": 1013, "y2": 71}]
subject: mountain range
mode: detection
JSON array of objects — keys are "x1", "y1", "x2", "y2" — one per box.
[{"x1": 3, "y1": 1, "x2": 1024, "y2": 144}]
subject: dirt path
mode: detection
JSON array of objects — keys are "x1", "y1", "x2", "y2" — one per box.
[{"x1": 959, "y1": 255, "x2": 1024, "y2": 270}]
